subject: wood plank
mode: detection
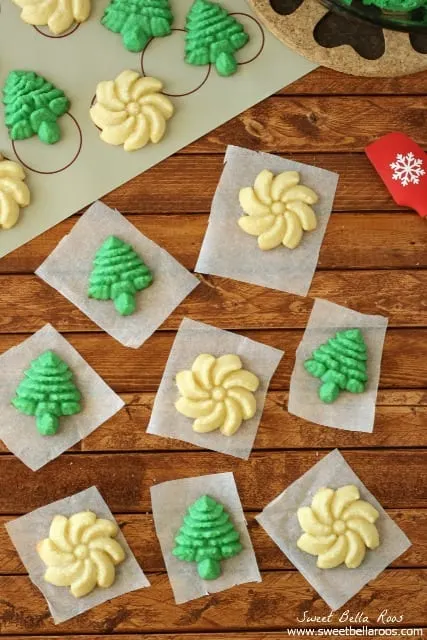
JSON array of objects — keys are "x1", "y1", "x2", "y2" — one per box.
[
  {"x1": 0, "y1": 450, "x2": 425, "y2": 514},
  {"x1": 282, "y1": 67, "x2": 427, "y2": 96},
  {"x1": 1, "y1": 509, "x2": 424, "y2": 575},
  {"x1": 80, "y1": 393, "x2": 427, "y2": 452},
  {"x1": 2, "y1": 213, "x2": 425, "y2": 275},
  {"x1": 183, "y1": 97, "x2": 427, "y2": 154},
  {"x1": 2, "y1": 271, "x2": 426, "y2": 334},
  {"x1": 102, "y1": 153, "x2": 397, "y2": 214},
  {"x1": 373, "y1": 390, "x2": 427, "y2": 405},
  {"x1": 1, "y1": 329, "x2": 425, "y2": 393},
  {"x1": 0, "y1": 570, "x2": 425, "y2": 633},
  {"x1": 1, "y1": 636, "x2": 423, "y2": 640},
  {"x1": 0, "y1": 637, "x2": 304, "y2": 640},
  {"x1": 1, "y1": 391, "x2": 425, "y2": 455},
  {"x1": 4, "y1": 637, "x2": 419, "y2": 640},
  {"x1": 3, "y1": 637, "x2": 420, "y2": 640}
]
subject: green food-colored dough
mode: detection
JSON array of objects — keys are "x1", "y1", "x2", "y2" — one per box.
[
  {"x1": 172, "y1": 495, "x2": 243, "y2": 580},
  {"x1": 3, "y1": 71, "x2": 70, "y2": 144},
  {"x1": 343, "y1": 0, "x2": 427, "y2": 11},
  {"x1": 88, "y1": 235, "x2": 153, "y2": 316},
  {"x1": 12, "y1": 351, "x2": 82, "y2": 436},
  {"x1": 304, "y1": 328, "x2": 369, "y2": 404},
  {"x1": 364, "y1": 0, "x2": 427, "y2": 10},
  {"x1": 185, "y1": 0, "x2": 249, "y2": 77},
  {"x1": 101, "y1": 0, "x2": 173, "y2": 52}
]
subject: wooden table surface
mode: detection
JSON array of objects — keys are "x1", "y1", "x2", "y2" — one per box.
[{"x1": 1, "y1": 65, "x2": 427, "y2": 639}]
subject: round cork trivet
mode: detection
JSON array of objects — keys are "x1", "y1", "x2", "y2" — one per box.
[{"x1": 248, "y1": 0, "x2": 427, "y2": 76}]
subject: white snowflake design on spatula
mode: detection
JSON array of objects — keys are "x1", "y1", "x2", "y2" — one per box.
[{"x1": 390, "y1": 152, "x2": 426, "y2": 187}]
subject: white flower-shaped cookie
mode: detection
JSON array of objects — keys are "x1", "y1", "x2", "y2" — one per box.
[
  {"x1": 238, "y1": 169, "x2": 319, "y2": 250},
  {"x1": 13, "y1": 0, "x2": 91, "y2": 35},
  {"x1": 37, "y1": 511, "x2": 125, "y2": 597},
  {"x1": 297, "y1": 485, "x2": 380, "y2": 569},
  {"x1": 175, "y1": 354, "x2": 260, "y2": 436},
  {"x1": 90, "y1": 70, "x2": 174, "y2": 152},
  {"x1": 0, "y1": 154, "x2": 30, "y2": 230}
]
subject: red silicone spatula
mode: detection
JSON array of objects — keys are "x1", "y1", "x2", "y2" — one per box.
[{"x1": 366, "y1": 132, "x2": 427, "y2": 217}]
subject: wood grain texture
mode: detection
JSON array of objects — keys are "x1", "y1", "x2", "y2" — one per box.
[
  {"x1": 2, "y1": 213, "x2": 425, "y2": 275},
  {"x1": 80, "y1": 392, "x2": 427, "y2": 452},
  {"x1": 0, "y1": 392, "x2": 425, "y2": 455},
  {"x1": 4, "y1": 637, "x2": 420, "y2": 640},
  {"x1": 2, "y1": 271, "x2": 426, "y2": 334},
  {"x1": 0, "y1": 571, "x2": 425, "y2": 634},
  {"x1": 183, "y1": 97, "x2": 427, "y2": 154},
  {"x1": 3, "y1": 637, "x2": 421, "y2": 640},
  {"x1": 1, "y1": 329, "x2": 426, "y2": 392},
  {"x1": 0, "y1": 509, "x2": 424, "y2": 575},
  {"x1": 284, "y1": 67, "x2": 427, "y2": 95},
  {"x1": 102, "y1": 153, "x2": 396, "y2": 214},
  {"x1": 0, "y1": 450, "x2": 425, "y2": 514},
  {"x1": 1, "y1": 637, "x2": 423, "y2": 640}
]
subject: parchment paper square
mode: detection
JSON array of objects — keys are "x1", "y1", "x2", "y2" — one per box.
[
  {"x1": 146, "y1": 318, "x2": 284, "y2": 459},
  {"x1": 288, "y1": 299, "x2": 388, "y2": 432},
  {"x1": 36, "y1": 201, "x2": 199, "y2": 349},
  {"x1": 0, "y1": 324, "x2": 124, "y2": 470},
  {"x1": 151, "y1": 472, "x2": 261, "y2": 604},
  {"x1": 5, "y1": 486, "x2": 150, "y2": 624},
  {"x1": 195, "y1": 146, "x2": 339, "y2": 296},
  {"x1": 256, "y1": 449, "x2": 411, "y2": 611}
]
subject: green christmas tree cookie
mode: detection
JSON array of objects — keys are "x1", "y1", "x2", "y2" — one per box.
[
  {"x1": 101, "y1": 0, "x2": 173, "y2": 52},
  {"x1": 185, "y1": 0, "x2": 249, "y2": 77},
  {"x1": 88, "y1": 236, "x2": 153, "y2": 316},
  {"x1": 3, "y1": 71, "x2": 70, "y2": 144},
  {"x1": 12, "y1": 351, "x2": 82, "y2": 436},
  {"x1": 304, "y1": 328, "x2": 369, "y2": 404},
  {"x1": 172, "y1": 495, "x2": 243, "y2": 580}
]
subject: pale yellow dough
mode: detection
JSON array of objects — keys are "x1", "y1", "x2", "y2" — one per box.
[
  {"x1": 13, "y1": 0, "x2": 91, "y2": 35},
  {"x1": 296, "y1": 485, "x2": 380, "y2": 569},
  {"x1": 90, "y1": 71, "x2": 174, "y2": 152},
  {"x1": 175, "y1": 353, "x2": 260, "y2": 436},
  {"x1": 37, "y1": 511, "x2": 125, "y2": 597},
  {"x1": 0, "y1": 154, "x2": 30, "y2": 230},
  {"x1": 238, "y1": 169, "x2": 319, "y2": 250}
]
